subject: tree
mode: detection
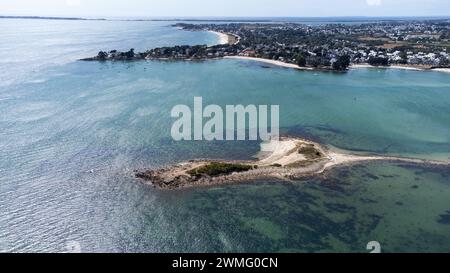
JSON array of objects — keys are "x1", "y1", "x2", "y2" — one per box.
[
  {"x1": 399, "y1": 51, "x2": 408, "y2": 64},
  {"x1": 307, "y1": 56, "x2": 321, "y2": 68},
  {"x1": 332, "y1": 55, "x2": 351, "y2": 71},
  {"x1": 368, "y1": 57, "x2": 389, "y2": 66},
  {"x1": 439, "y1": 57, "x2": 449, "y2": 67},
  {"x1": 97, "y1": 51, "x2": 108, "y2": 60},
  {"x1": 125, "y1": 48, "x2": 135, "y2": 59},
  {"x1": 295, "y1": 53, "x2": 307, "y2": 67}
]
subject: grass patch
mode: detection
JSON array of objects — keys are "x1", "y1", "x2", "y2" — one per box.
[
  {"x1": 298, "y1": 144, "x2": 324, "y2": 160},
  {"x1": 188, "y1": 162, "x2": 255, "y2": 177}
]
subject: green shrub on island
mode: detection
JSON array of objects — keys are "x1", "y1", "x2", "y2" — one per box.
[
  {"x1": 188, "y1": 162, "x2": 254, "y2": 177},
  {"x1": 298, "y1": 145, "x2": 324, "y2": 160}
]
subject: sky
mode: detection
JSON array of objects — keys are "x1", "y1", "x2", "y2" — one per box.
[{"x1": 1, "y1": 0, "x2": 449, "y2": 18}]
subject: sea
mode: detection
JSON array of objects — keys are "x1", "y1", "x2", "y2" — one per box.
[{"x1": 0, "y1": 18, "x2": 449, "y2": 253}]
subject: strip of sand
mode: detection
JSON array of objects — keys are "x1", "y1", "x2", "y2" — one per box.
[
  {"x1": 432, "y1": 68, "x2": 450, "y2": 74},
  {"x1": 209, "y1": 31, "x2": 230, "y2": 45},
  {"x1": 351, "y1": 64, "x2": 422, "y2": 71},
  {"x1": 351, "y1": 64, "x2": 450, "y2": 74},
  {"x1": 224, "y1": 56, "x2": 313, "y2": 70}
]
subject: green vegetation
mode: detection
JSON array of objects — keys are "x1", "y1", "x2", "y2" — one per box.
[
  {"x1": 298, "y1": 144, "x2": 324, "y2": 160},
  {"x1": 97, "y1": 51, "x2": 108, "y2": 60},
  {"x1": 295, "y1": 53, "x2": 307, "y2": 67},
  {"x1": 399, "y1": 51, "x2": 408, "y2": 64},
  {"x1": 332, "y1": 55, "x2": 351, "y2": 71},
  {"x1": 368, "y1": 56, "x2": 389, "y2": 66},
  {"x1": 188, "y1": 162, "x2": 255, "y2": 177},
  {"x1": 124, "y1": 48, "x2": 135, "y2": 58}
]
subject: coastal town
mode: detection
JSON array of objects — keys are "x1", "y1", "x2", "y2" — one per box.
[{"x1": 83, "y1": 19, "x2": 450, "y2": 71}]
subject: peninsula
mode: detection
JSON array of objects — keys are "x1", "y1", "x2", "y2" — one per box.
[
  {"x1": 81, "y1": 20, "x2": 450, "y2": 72},
  {"x1": 135, "y1": 137, "x2": 449, "y2": 190}
]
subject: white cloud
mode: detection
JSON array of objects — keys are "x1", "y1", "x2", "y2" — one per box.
[{"x1": 366, "y1": 0, "x2": 382, "y2": 6}]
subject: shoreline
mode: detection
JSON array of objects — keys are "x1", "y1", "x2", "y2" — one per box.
[
  {"x1": 209, "y1": 30, "x2": 240, "y2": 46},
  {"x1": 351, "y1": 64, "x2": 450, "y2": 73},
  {"x1": 82, "y1": 52, "x2": 450, "y2": 75},
  {"x1": 209, "y1": 31, "x2": 230, "y2": 45},
  {"x1": 351, "y1": 64, "x2": 422, "y2": 71},
  {"x1": 224, "y1": 56, "x2": 314, "y2": 70},
  {"x1": 225, "y1": 57, "x2": 450, "y2": 74},
  {"x1": 432, "y1": 68, "x2": 450, "y2": 74},
  {"x1": 135, "y1": 137, "x2": 449, "y2": 190}
]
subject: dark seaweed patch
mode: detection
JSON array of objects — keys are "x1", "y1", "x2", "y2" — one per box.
[
  {"x1": 367, "y1": 214, "x2": 383, "y2": 230},
  {"x1": 324, "y1": 202, "x2": 355, "y2": 213},
  {"x1": 438, "y1": 211, "x2": 450, "y2": 225},
  {"x1": 380, "y1": 174, "x2": 398, "y2": 178},
  {"x1": 360, "y1": 198, "x2": 378, "y2": 204},
  {"x1": 363, "y1": 173, "x2": 379, "y2": 180},
  {"x1": 397, "y1": 163, "x2": 450, "y2": 178}
]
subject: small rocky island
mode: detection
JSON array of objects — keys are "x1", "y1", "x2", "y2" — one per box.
[{"x1": 135, "y1": 138, "x2": 448, "y2": 189}]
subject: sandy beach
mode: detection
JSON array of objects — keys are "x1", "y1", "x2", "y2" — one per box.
[
  {"x1": 225, "y1": 56, "x2": 313, "y2": 70},
  {"x1": 351, "y1": 64, "x2": 422, "y2": 71},
  {"x1": 432, "y1": 68, "x2": 450, "y2": 73},
  {"x1": 351, "y1": 64, "x2": 450, "y2": 74},
  {"x1": 227, "y1": 57, "x2": 450, "y2": 74},
  {"x1": 210, "y1": 31, "x2": 230, "y2": 45}
]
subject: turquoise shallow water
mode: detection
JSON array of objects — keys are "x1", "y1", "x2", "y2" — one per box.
[{"x1": 0, "y1": 19, "x2": 449, "y2": 253}]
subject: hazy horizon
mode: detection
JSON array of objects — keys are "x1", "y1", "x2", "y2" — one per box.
[
  {"x1": 0, "y1": 0, "x2": 449, "y2": 18},
  {"x1": 2, "y1": 15, "x2": 450, "y2": 20}
]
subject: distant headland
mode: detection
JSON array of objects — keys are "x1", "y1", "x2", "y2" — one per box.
[
  {"x1": 81, "y1": 21, "x2": 450, "y2": 73},
  {"x1": 0, "y1": 15, "x2": 106, "y2": 21}
]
